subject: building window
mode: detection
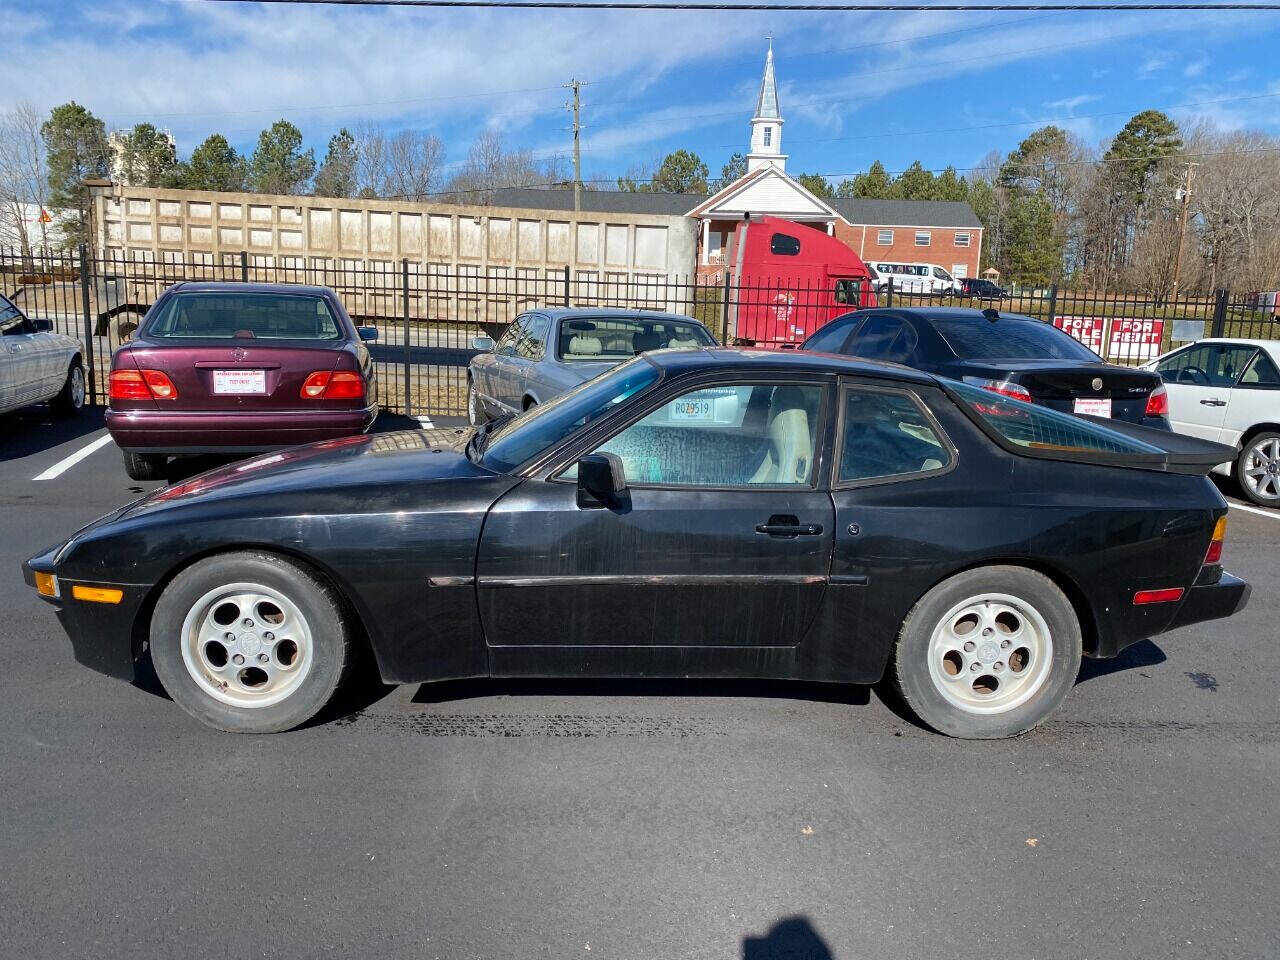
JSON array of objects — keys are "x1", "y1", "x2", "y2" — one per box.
[
  {"x1": 952, "y1": 263, "x2": 968, "y2": 278},
  {"x1": 763, "y1": 127, "x2": 772, "y2": 147},
  {"x1": 877, "y1": 229, "x2": 893, "y2": 245},
  {"x1": 915, "y1": 231, "x2": 931, "y2": 247},
  {"x1": 955, "y1": 232, "x2": 971, "y2": 248}
]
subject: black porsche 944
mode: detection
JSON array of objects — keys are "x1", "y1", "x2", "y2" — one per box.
[{"x1": 24, "y1": 348, "x2": 1248, "y2": 738}]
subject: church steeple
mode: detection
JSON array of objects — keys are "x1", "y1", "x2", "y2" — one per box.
[{"x1": 747, "y1": 40, "x2": 786, "y2": 173}]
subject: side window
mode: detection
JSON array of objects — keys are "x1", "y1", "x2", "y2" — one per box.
[
  {"x1": 838, "y1": 387, "x2": 951, "y2": 484},
  {"x1": 833, "y1": 278, "x2": 863, "y2": 305},
  {"x1": 847, "y1": 315, "x2": 918, "y2": 365},
  {"x1": 514, "y1": 314, "x2": 550, "y2": 360},
  {"x1": 494, "y1": 318, "x2": 522, "y2": 356},
  {"x1": 0, "y1": 295, "x2": 31, "y2": 335},
  {"x1": 1157, "y1": 344, "x2": 1257, "y2": 387},
  {"x1": 770, "y1": 233, "x2": 801, "y2": 256},
  {"x1": 805, "y1": 317, "x2": 859, "y2": 354},
  {"x1": 587, "y1": 382, "x2": 824, "y2": 488},
  {"x1": 1240, "y1": 349, "x2": 1280, "y2": 387}
]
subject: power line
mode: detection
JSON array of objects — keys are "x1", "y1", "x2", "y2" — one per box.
[{"x1": 189, "y1": 1, "x2": 1280, "y2": 12}]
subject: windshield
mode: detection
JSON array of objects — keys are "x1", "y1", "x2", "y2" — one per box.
[
  {"x1": 480, "y1": 356, "x2": 662, "y2": 472},
  {"x1": 145, "y1": 292, "x2": 343, "y2": 340},
  {"x1": 933, "y1": 317, "x2": 1100, "y2": 361},
  {"x1": 558, "y1": 316, "x2": 714, "y2": 361}
]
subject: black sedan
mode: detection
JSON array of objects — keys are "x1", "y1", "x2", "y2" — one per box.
[
  {"x1": 23, "y1": 349, "x2": 1247, "y2": 738},
  {"x1": 802, "y1": 307, "x2": 1170, "y2": 429},
  {"x1": 959, "y1": 277, "x2": 1007, "y2": 299}
]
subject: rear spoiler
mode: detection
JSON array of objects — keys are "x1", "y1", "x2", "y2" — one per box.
[{"x1": 1077, "y1": 416, "x2": 1238, "y2": 475}]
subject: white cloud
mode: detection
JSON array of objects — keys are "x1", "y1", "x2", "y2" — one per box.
[
  {"x1": 1184, "y1": 59, "x2": 1209, "y2": 78},
  {"x1": 1044, "y1": 94, "x2": 1104, "y2": 113}
]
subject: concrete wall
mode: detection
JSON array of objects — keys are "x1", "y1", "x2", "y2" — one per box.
[{"x1": 90, "y1": 184, "x2": 700, "y2": 322}]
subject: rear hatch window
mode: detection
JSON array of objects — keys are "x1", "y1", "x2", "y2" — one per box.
[{"x1": 145, "y1": 293, "x2": 342, "y2": 340}]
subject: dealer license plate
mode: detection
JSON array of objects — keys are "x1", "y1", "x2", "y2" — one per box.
[
  {"x1": 212, "y1": 370, "x2": 267, "y2": 395},
  {"x1": 1073, "y1": 397, "x2": 1111, "y2": 418}
]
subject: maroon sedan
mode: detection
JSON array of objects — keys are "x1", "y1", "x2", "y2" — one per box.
[{"x1": 106, "y1": 283, "x2": 379, "y2": 480}]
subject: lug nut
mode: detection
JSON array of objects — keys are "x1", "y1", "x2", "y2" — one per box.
[
  {"x1": 263, "y1": 632, "x2": 274, "y2": 641},
  {"x1": 970, "y1": 662, "x2": 980, "y2": 672},
  {"x1": 257, "y1": 653, "x2": 269, "y2": 664},
  {"x1": 224, "y1": 632, "x2": 235, "y2": 641},
  {"x1": 232, "y1": 653, "x2": 245, "y2": 665},
  {"x1": 982, "y1": 627, "x2": 993, "y2": 637},
  {"x1": 242, "y1": 618, "x2": 254, "y2": 627},
  {"x1": 1000, "y1": 639, "x2": 1011, "y2": 649},
  {"x1": 963, "y1": 641, "x2": 976, "y2": 653},
  {"x1": 994, "y1": 661, "x2": 1004, "y2": 671}
]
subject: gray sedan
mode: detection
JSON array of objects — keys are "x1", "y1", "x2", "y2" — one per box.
[
  {"x1": 1, "y1": 293, "x2": 85, "y2": 417},
  {"x1": 467, "y1": 308, "x2": 716, "y2": 424}
]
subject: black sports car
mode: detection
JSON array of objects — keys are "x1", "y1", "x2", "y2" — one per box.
[
  {"x1": 802, "y1": 307, "x2": 1171, "y2": 430},
  {"x1": 23, "y1": 349, "x2": 1248, "y2": 738}
]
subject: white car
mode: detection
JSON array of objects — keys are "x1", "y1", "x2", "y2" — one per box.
[
  {"x1": 1, "y1": 293, "x2": 85, "y2": 417},
  {"x1": 1144, "y1": 338, "x2": 1280, "y2": 506},
  {"x1": 872, "y1": 261, "x2": 961, "y2": 296}
]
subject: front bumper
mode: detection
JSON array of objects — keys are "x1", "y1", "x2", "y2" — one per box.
[
  {"x1": 105, "y1": 403, "x2": 379, "y2": 454},
  {"x1": 1164, "y1": 571, "x2": 1251, "y2": 632},
  {"x1": 23, "y1": 551, "x2": 150, "y2": 682}
]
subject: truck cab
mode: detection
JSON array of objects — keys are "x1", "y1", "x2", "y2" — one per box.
[{"x1": 726, "y1": 215, "x2": 877, "y2": 349}]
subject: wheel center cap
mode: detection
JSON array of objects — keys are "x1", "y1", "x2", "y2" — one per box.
[
  {"x1": 978, "y1": 640, "x2": 1000, "y2": 663},
  {"x1": 238, "y1": 633, "x2": 262, "y2": 655}
]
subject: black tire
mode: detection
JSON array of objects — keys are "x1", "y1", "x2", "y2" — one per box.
[
  {"x1": 467, "y1": 382, "x2": 488, "y2": 426},
  {"x1": 891, "y1": 566, "x2": 1082, "y2": 739},
  {"x1": 51, "y1": 359, "x2": 85, "y2": 418},
  {"x1": 1235, "y1": 431, "x2": 1280, "y2": 507},
  {"x1": 148, "y1": 551, "x2": 356, "y2": 733},
  {"x1": 123, "y1": 451, "x2": 166, "y2": 481}
]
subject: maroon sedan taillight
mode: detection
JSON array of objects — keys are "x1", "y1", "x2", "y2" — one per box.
[
  {"x1": 300, "y1": 370, "x2": 364, "y2": 400},
  {"x1": 110, "y1": 369, "x2": 179, "y2": 400}
]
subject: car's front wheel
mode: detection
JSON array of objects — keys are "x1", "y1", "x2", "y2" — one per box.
[
  {"x1": 1237, "y1": 432, "x2": 1280, "y2": 507},
  {"x1": 149, "y1": 552, "x2": 356, "y2": 733},
  {"x1": 892, "y1": 566, "x2": 1082, "y2": 738},
  {"x1": 467, "y1": 382, "x2": 487, "y2": 426}
]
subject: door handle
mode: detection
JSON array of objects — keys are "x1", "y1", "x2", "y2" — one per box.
[
  {"x1": 1199, "y1": 399, "x2": 1227, "y2": 407},
  {"x1": 756, "y1": 521, "x2": 824, "y2": 537}
]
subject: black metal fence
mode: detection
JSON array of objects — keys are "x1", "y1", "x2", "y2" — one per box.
[{"x1": 3, "y1": 245, "x2": 1277, "y2": 418}]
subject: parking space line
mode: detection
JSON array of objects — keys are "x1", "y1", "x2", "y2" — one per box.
[
  {"x1": 416, "y1": 416, "x2": 436, "y2": 429},
  {"x1": 32, "y1": 434, "x2": 114, "y2": 481},
  {"x1": 1229, "y1": 502, "x2": 1280, "y2": 521}
]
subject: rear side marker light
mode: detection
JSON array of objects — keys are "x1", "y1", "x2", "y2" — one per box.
[
  {"x1": 963, "y1": 376, "x2": 1032, "y2": 403},
  {"x1": 301, "y1": 371, "x2": 364, "y2": 400},
  {"x1": 1145, "y1": 384, "x2": 1169, "y2": 417},
  {"x1": 1204, "y1": 515, "x2": 1227, "y2": 566},
  {"x1": 109, "y1": 369, "x2": 178, "y2": 400},
  {"x1": 71, "y1": 585, "x2": 124, "y2": 604},
  {"x1": 1133, "y1": 588, "x2": 1185, "y2": 605},
  {"x1": 34, "y1": 572, "x2": 59, "y2": 598}
]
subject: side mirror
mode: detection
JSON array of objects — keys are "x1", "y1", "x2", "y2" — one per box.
[
  {"x1": 576, "y1": 452, "x2": 627, "y2": 509},
  {"x1": 358, "y1": 326, "x2": 379, "y2": 342},
  {"x1": 31, "y1": 317, "x2": 51, "y2": 332},
  {"x1": 472, "y1": 335, "x2": 495, "y2": 352}
]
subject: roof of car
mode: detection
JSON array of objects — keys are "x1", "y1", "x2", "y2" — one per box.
[
  {"x1": 642, "y1": 346, "x2": 938, "y2": 386},
  {"x1": 532, "y1": 307, "x2": 704, "y2": 324},
  {"x1": 166, "y1": 281, "x2": 337, "y2": 297},
  {"x1": 1190, "y1": 337, "x2": 1280, "y2": 351},
  {"x1": 882, "y1": 306, "x2": 1041, "y2": 324}
]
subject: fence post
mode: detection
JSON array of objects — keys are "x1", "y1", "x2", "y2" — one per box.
[
  {"x1": 239, "y1": 250, "x2": 249, "y2": 284},
  {"x1": 563, "y1": 264, "x2": 571, "y2": 308},
  {"x1": 720, "y1": 269, "x2": 733, "y2": 344},
  {"x1": 402, "y1": 258, "x2": 412, "y2": 416},
  {"x1": 885, "y1": 277, "x2": 894, "y2": 307},
  {"x1": 1046, "y1": 283, "x2": 1059, "y2": 326},
  {"x1": 1211, "y1": 288, "x2": 1228, "y2": 339},
  {"x1": 78, "y1": 244, "x2": 97, "y2": 406}
]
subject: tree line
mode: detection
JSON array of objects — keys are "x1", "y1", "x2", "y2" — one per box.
[{"x1": 2, "y1": 100, "x2": 1276, "y2": 293}]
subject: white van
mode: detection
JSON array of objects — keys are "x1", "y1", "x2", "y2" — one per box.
[{"x1": 872, "y1": 262, "x2": 960, "y2": 295}]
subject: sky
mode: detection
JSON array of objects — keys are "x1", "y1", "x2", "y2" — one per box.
[{"x1": 2, "y1": 0, "x2": 1279, "y2": 191}]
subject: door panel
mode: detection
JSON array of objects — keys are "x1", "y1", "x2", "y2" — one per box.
[
  {"x1": 1155, "y1": 343, "x2": 1258, "y2": 441},
  {"x1": 477, "y1": 480, "x2": 834, "y2": 648}
]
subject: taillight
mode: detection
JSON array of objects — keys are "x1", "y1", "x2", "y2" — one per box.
[
  {"x1": 963, "y1": 376, "x2": 1033, "y2": 403},
  {"x1": 300, "y1": 370, "x2": 364, "y2": 400},
  {"x1": 1204, "y1": 515, "x2": 1227, "y2": 566},
  {"x1": 1145, "y1": 383, "x2": 1169, "y2": 417},
  {"x1": 109, "y1": 369, "x2": 178, "y2": 400}
]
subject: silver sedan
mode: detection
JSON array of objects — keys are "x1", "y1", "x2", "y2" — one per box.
[
  {"x1": 1, "y1": 293, "x2": 85, "y2": 417},
  {"x1": 467, "y1": 308, "x2": 716, "y2": 424}
]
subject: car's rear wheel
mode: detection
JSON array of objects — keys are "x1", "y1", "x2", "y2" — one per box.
[
  {"x1": 51, "y1": 360, "x2": 85, "y2": 418},
  {"x1": 892, "y1": 566, "x2": 1082, "y2": 738},
  {"x1": 123, "y1": 452, "x2": 166, "y2": 481},
  {"x1": 467, "y1": 382, "x2": 487, "y2": 426},
  {"x1": 149, "y1": 552, "x2": 355, "y2": 733},
  {"x1": 1237, "y1": 431, "x2": 1280, "y2": 506}
]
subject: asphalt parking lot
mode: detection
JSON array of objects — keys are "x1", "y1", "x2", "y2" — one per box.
[{"x1": 2, "y1": 405, "x2": 1277, "y2": 960}]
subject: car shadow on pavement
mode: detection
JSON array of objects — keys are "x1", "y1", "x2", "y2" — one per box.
[
  {"x1": 742, "y1": 917, "x2": 834, "y2": 960},
  {"x1": 0, "y1": 406, "x2": 104, "y2": 462},
  {"x1": 1075, "y1": 638, "x2": 1166, "y2": 683},
  {"x1": 410, "y1": 675, "x2": 873, "y2": 707}
]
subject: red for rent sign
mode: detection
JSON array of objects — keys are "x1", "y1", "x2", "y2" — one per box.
[{"x1": 1054, "y1": 316, "x2": 1165, "y2": 362}]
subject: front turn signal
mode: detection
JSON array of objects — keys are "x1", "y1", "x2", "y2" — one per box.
[
  {"x1": 71, "y1": 585, "x2": 124, "y2": 604},
  {"x1": 33, "y1": 571, "x2": 59, "y2": 598}
]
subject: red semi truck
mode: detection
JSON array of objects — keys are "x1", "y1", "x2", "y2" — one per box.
[{"x1": 723, "y1": 215, "x2": 877, "y2": 348}]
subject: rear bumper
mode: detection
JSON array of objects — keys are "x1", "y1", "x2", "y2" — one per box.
[
  {"x1": 105, "y1": 403, "x2": 378, "y2": 454},
  {"x1": 1164, "y1": 572, "x2": 1251, "y2": 633}
]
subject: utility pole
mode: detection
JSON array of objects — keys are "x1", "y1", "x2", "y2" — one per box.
[
  {"x1": 565, "y1": 79, "x2": 582, "y2": 212},
  {"x1": 1171, "y1": 161, "x2": 1197, "y2": 300}
]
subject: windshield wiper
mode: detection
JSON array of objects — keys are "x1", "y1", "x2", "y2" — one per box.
[{"x1": 465, "y1": 413, "x2": 513, "y2": 462}]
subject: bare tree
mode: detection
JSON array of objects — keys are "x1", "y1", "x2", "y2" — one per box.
[
  {"x1": 0, "y1": 102, "x2": 52, "y2": 259},
  {"x1": 1191, "y1": 127, "x2": 1280, "y2": 291},
  {"x1": 353, "y1": 121, "x2": 390, "y2": 199},
  {"x1": 445, "y1": 130, "x2": 564, "y2": 204},
  {"x1": 385, "y1": 130, "x2": 444, "y2": 201}
]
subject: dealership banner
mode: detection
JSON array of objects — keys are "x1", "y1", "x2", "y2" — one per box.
[{"x1": 1053, "y1": 316, "x2": 1166, "y2": 362}]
